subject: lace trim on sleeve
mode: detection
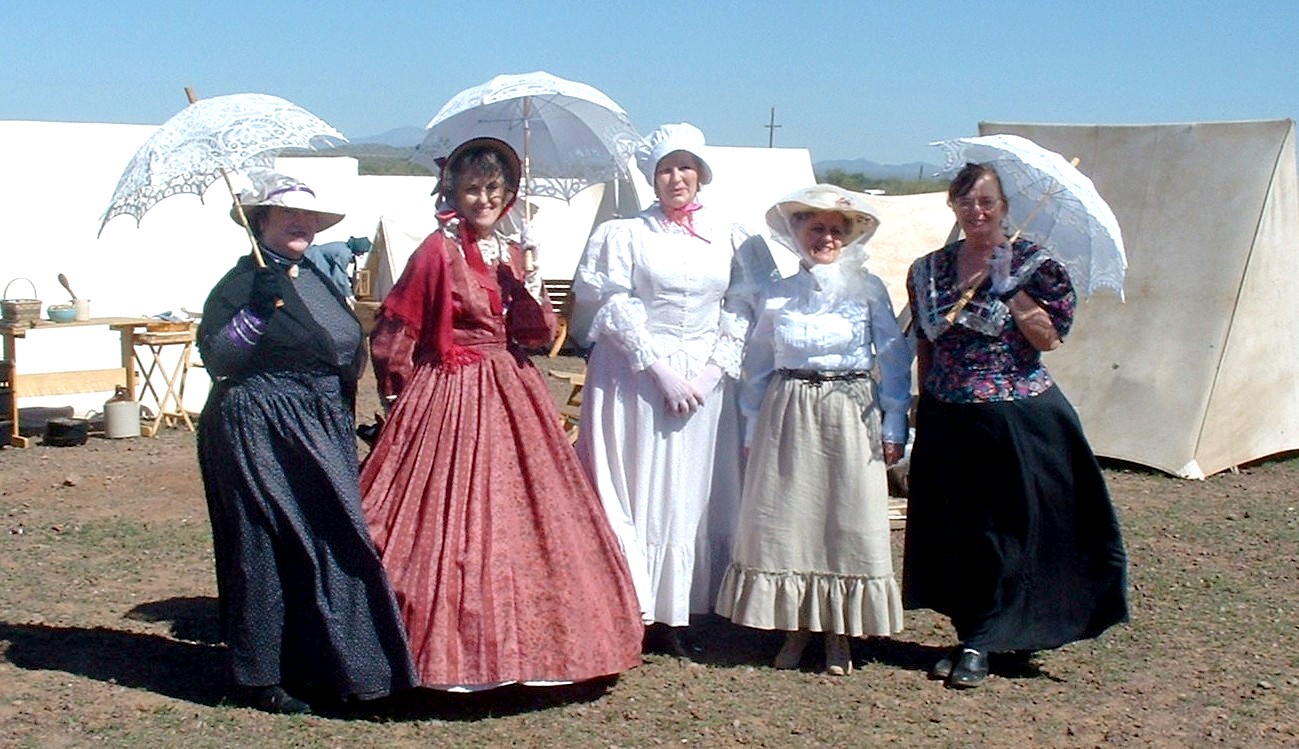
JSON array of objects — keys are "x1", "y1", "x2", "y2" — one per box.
[
  {"x1": 590, "y1": 294, "x2": 662, "y2": 371},
  {"x1": 709, "y1": 308, "x2": 748, "y2": 379}
]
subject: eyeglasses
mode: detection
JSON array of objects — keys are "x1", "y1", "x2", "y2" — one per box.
[
  {"x1": 952, "y1": 197, "x2": 1003, "y2": 214},
  {"x1": 457, "y1": 181, "x2": 506, "y2": 201}
]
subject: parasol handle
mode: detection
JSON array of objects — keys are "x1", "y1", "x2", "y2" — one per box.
[
  {"x1": 182, "y1": 86, "x2": 267, "y2": 270},
  {"x1": 944, "y1": 157, "x2": 1081, "y2": 324},
  {"x1": 1006, "y1": 156, "x2": 1081, "y2": 244},
  {"x1": 521, "y1": 96, "x2": 534, "y2": 272},
  {"x1": 522, "y1": 97, "x2": 532, "y2": 222}
]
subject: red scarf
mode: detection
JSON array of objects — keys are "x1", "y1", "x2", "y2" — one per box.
[
  {"x1": 439, "y1": 209, "x2": 502, "y2": 316},
  {"x1": 378, "y1": 212, "x2": 506, "y2": 371}
]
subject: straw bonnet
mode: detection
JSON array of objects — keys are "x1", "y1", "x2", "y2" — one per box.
[
  {"x1": 230, "y1": 172, "x2": 345, "y2": 232},
  {"x1": 765, "y1": 184, "x2": 881, "y2": 248},
  {"x1": 636, "y1": 122, "x2": 714, "y2": 186},
  {"x1": 435, "y1": 136, "x2": 522, "y2": 198}
]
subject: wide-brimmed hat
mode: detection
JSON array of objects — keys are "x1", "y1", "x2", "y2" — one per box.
[
  {"x1": 636, "y1": 122, "x2": 713, "y2": 186},
  {"x1": 766, "y1": 184, "x2": 880, "y2": 249},
  {"x1": 230, "y1": 172, "x2": 345, "y2": 232},
  {"x1": 435, "y1": 136, "x2": 522, "y2": 198}
]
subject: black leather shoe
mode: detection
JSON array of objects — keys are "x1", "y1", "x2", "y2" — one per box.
[
  {"x1": 946, "y1": 648, "x2": 989, "y2": 689},
  {"x1": 928, "y1": 647, "x2": 959, "y2": 680},
  {"x1": 245, "y1": 685, "x2": 312, "y2": 714}
]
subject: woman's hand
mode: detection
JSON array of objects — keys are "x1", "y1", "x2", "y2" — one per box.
[
  {"x1": 690, "y1": 364, "x2": 723, "y2": 402},
  {"x1": 648, "y1": 359, "x2": 703, "y2": 416},
  {"x1": 883, "y1": 441, "x2": 904, "y2": 466},
  {"x1": 249, "y1": 267, "x2": 283, "y2": 318},
  {"x1": 988, "y1": 243, "x2": 1016, "y2": 297}
]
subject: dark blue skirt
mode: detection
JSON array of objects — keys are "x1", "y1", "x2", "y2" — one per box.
[{"x1": 198, "y1": 370, "x2": 415, "y2": 698}]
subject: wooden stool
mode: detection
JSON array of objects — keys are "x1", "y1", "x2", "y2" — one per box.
[{"x1": 130, "y1": 322, "x2": 196, "y2": 436}]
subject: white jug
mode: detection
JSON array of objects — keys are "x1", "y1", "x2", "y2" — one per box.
[{"x1": 103, "y1": 398, "x2": 140, "y2": 438}]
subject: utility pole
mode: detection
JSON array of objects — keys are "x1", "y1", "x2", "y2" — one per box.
[{"x1": 765, "y1": 107, "x2": 781, "y2": 148}]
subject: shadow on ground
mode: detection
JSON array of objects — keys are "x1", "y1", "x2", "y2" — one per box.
[{"x1": 0, "y1": 618, "x2": 226, "y2": 706}]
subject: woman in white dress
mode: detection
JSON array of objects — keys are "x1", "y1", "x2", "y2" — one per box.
[
  {"x1": 572, "y1": 123, "x2": 752, "y2": 659},
  {"x1": 715, "y1": 185, "x2": 910, "y2": 675}
]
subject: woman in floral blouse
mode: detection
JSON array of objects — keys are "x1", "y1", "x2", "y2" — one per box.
[{"x1": 902, "y1": 162, "x2": 1128, "y2": 689}]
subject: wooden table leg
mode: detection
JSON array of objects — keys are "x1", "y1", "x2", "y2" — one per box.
[
  {"x1": 2, "y1": 329, "x2": 29, "y2": 448},
  {"x1": 119, "y1": 326, "x2": 137, "y2": 398}
]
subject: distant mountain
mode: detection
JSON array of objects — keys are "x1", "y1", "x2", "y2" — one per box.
[
  {"x1": 814, "y1": 158, "x2": 943, "y2": 181},
  {"x1": 350, "y1": 126, "x2": 426, "y2": 148}
]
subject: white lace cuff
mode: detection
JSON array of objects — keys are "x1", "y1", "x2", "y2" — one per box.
[
  {"x1": 590, "y1": 294, "x2": 662, "y2": 371},
  {"x1": 710, "y1": 308, "x2": 749, "y2": 379}
]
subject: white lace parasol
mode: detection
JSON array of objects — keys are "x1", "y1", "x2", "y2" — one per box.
[
  {"x1": 99, "y1": 93, "x2": 346, "y2": 234},
  {"x1": 413, "y1": 71, "x2": 643, "y2": 203},
  {"x1": 932, "y1": 134, "x2": 1127, "y2": 299}
]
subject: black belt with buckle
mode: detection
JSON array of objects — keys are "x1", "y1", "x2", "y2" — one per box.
[{"x1": 778, "y1": 369, "x2": 872, "y2": 383}]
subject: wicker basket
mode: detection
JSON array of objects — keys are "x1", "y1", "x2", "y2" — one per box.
[
  {"x1": 145, "y1": 320, "x2": 193, "y2": 333},
  {"x1": 1, "y1": 278, "x2": 41, "y2": 326}
]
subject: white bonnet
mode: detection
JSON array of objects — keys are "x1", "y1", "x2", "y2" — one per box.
[{"x1": 636, "y1": 122, "x2": 714, "y2": 185}]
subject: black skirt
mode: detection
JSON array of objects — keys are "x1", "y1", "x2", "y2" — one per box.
[
  {"x1": 198, "y1": 370, "x2": 416, "y2": 699},
  {"x1": 902, "y1": 386, "x2": 1128, "y2": 652}
]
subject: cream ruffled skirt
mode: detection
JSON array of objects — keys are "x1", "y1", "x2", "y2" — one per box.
[{"x1": 716, "y1": 375, "x2": 903, "y2": 637}]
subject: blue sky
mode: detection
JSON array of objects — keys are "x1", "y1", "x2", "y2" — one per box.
[{"x1": 5, "y1": 1, "x2": 1296, "y2": 165}]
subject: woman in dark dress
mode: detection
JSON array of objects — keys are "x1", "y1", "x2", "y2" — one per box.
[
  {"x1": 197, "y1": 173, "x2": 415, "y2": 713},
  {"x1": 903, "y1": 162, "x2": 1128, "y2": 689}
]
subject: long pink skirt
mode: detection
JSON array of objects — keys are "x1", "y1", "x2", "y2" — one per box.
[{"x1": 361, "y1": 348, "x2": 644, "y2": 689}]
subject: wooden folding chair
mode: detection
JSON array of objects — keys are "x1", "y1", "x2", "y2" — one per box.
[
  {"x1": 130, "y1": 322, "x2": 197, "y2": 435},
  {"x1": 547, "y1": 368, "x2": 585, "y2": 444},
  {"x1": 544, "y1": 278, "x2": 575, "y2": 358}
]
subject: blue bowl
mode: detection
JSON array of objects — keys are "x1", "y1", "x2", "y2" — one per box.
[{"x1": 47, "y1": 304, "x2": 76, "y2": 323}]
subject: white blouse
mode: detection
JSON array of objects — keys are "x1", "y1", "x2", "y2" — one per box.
[
  {"x1": 741, "y1": 262, "x2": 912, "y2": 446},
  {"x1": 571, "y1": 205, "x2": 755, "y2": 379}
]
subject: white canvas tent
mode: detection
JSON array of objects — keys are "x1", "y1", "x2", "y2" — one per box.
[
  {"x1": 626, "y1": 145, "x2": 818, "y2": 278},
  {"x1": 861, "y1": 191, "x2": 953, "y2": 315},
  {"x1": 978, "y1": 119, "x2": 1299, "y2": 478},
  {"x1": 363, "y1": 145, "x2": 819, "y2": 296},
  {"x1": 0, "y1": 120, "x2": 414, "y2": 417}
]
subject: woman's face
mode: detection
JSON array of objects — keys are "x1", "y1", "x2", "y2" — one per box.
[
  {"x1": 453, "y1": 168, "x2": 511, "y2": 235},
  {"x1": 797, "y1": 211, "x2": 849, "y2": 265},
  {"x1": 258, "y1": 207, "x2": 317, "y2": 259},
  {"x1": 654, "y1": 151, "x2": 701, "y2": 211},
  {"x1": 952, "y1": 173, "x2": 1008, "y2": 245}
]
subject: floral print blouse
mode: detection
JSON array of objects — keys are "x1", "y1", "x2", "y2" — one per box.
[{"x1": 907, "y1": 239, "x2": 1076, "y2": 403}]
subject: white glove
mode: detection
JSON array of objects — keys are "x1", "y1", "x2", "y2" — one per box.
[
  {"x1": 988, "y1": 243, "x2": 1016, "y2": 296},
  {"x1": 691, "y1": 364, "x2": 724, "y2": 402},
  {"x1": 648, "y1": 359, "x2": 703, "y2": 416},
  {"x1": 520, "y1": 222, "x2": 540, "y2": 271}
]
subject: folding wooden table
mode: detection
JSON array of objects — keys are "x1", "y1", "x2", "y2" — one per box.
[{"x1": 1, "y1": 317, "x2": 153, "y2": 447}]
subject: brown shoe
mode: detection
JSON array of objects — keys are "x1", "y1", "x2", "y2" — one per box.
[{"x1": 773, "y1": 630, "x2": 811, "y2": 669}]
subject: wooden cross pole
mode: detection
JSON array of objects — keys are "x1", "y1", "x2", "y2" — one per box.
[{"x1": 765, "y1": 107, "x2": 781, "y2": 148}]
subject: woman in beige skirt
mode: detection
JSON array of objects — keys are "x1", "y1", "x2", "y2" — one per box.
[{"x1": 715, "y1": 185, "x2": 911, "y2": 675}]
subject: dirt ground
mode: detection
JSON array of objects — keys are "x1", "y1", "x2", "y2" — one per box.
[{"x1": 1, "y1": 355, "x2": 1297, "y2": 748}]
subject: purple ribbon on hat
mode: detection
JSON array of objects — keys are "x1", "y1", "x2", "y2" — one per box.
[{"x1": 265, "y1": 185, "x2": 316, "y2": 200}]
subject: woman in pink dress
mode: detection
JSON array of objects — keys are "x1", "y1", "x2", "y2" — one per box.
[{"x1": 360, "y1": 137, "x2": 643, "y2": 690}]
